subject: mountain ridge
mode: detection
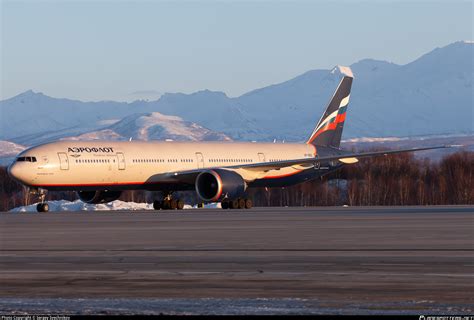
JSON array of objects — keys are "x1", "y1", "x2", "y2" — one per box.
[{"x1": 1, "y1": 41, "x2": 472, "y2": 146}]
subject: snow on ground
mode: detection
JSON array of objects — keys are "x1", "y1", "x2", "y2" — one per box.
[{"x1": 10, "y1": 200, "x2": 220, "y2": 212}]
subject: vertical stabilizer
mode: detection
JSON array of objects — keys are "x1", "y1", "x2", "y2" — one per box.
[{"x1": 306, "y1": 66, "x2": 353, "y2": 148}]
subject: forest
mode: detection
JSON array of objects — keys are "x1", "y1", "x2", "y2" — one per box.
[{"x1": 0, "y1": 150, "x2": 472, "y2": 211}]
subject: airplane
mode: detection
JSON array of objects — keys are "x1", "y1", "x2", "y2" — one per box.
[{"x1": 7, "y1": 66, "x2": 449, "y2": 212}]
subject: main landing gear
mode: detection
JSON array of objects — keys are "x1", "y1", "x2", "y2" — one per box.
[
  {"x1": 221, "y1": 198, "x2": 252, "y2": 210},
  {"x1": 153, "y1": 193, "x2": 184, "y2": 210},
  {"x1": 32, "y1": 188, "x2": 49, "y2": 212}
]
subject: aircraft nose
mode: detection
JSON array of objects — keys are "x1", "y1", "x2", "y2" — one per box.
[{"x1": 8, "y1": 163, "x2": 21, "y2": 182}]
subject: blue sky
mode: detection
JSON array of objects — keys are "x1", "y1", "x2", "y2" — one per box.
[{"x1": 1, "y1": 1, "x2": 472, "y2": 101}]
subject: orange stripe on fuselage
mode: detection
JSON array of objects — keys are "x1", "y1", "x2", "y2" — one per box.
[{"x1": 29, "y1": 181, "x2": 165, "y2": 188}]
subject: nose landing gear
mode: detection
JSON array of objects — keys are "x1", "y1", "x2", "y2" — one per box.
[
  {"x1": 37, "y1": 202, "x2": 49, "y2": 212},
  {"x1": 31, "y1": 188, "x2": 49, "y2": 212}
]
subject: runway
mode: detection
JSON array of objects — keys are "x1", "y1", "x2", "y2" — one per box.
[{"x1": 1, "y1": 206, "x2": 473, "y2": 314}]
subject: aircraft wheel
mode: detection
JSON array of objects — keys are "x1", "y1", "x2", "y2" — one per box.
[
  {"x1": 177, "y1": 200, "x2": 185, "y2": 210},
  {"x1": 170, "y1": 199, "x2": 178, "y2": 210},
  {"x1": 153, "y1": 200, "x2": 162, "y2": 210},
  {"x1": 229, "y1": 199, "x2": 239, "y2": 209},
  {"x1": 238, "y1": 198, "x2": 246, "y2": 209},
  {"x1": 245, "y1": 198, "x2": 253, "y2": 209},
  {"x1": 221, "y1": 200, "x2": 229, "y2": 209},
  {"x1": 36, "y1": 203, "x2": 49, "y2": 212},
  {"x1": 162, "y1": 199, "x2": 170, "y2": 210}
]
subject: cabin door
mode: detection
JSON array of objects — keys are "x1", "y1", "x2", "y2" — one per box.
[
  {"x1": 195, "y1": 152, "x2": 204, "y2": 169},
  {"x1": 117, "y1": 152, "x2": 126, "y2": 170},
  {"x1": 258, "y1": 153, "x2": 266, "y2": 162},
  {"x1": 57, "y1": 152, "x2": 69, "y2": 170}
]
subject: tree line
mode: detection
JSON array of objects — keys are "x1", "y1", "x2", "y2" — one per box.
[{"x1": 0, "y1": 150, "x2": 472, "y2": 211}]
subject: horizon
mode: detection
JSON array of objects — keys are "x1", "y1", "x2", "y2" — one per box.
[
  {"x1": 2, "y1": 40, "x2": 472, "y2": 103},
  {"x1": 1, "y1": 1, "x2": 472, "y2": 102}
]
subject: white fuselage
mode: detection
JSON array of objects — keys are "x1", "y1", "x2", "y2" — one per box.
[{"x1": 9, "y1": 140, "x2": 317, "y2": 190}]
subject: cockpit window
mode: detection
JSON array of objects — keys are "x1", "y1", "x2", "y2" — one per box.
[{"x1": 17, "y1": 156, "x2": 37, "y2": 162}]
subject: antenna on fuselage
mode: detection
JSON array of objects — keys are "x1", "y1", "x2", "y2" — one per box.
[{"x1": 129, "y1": 137, "x2": 133, "y2": 141}]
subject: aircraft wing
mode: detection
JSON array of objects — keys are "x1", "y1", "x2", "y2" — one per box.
[
  {"x1": 165, "y1": 145, "x2": 452, "y2": 182},
  {"x1": 230, "y1": 145, "x2": 452, "y2": 172}
]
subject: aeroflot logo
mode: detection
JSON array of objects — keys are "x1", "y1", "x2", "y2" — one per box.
[{"x1": 67, "y1": 147, "x2": 114, "y2": 153}]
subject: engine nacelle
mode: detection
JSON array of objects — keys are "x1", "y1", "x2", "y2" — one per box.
[
  {"x1": 77, "y1": 190, "x2": 122, "y2": 204},
  {"x1": 195, "y1": 169, "x2": 246, "y2": 202}
]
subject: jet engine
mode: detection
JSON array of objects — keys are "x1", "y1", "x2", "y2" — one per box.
[
  {"x1": 77, "y1": 190, "x2": 122, "y2": 204},
  {"x1": 195, "y1": 169, "x2": 246, "y2": 202}
]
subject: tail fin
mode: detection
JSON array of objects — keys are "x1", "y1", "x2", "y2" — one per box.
[{"x1": 306, "y1": 66, "x2": 353, "y2": 149}]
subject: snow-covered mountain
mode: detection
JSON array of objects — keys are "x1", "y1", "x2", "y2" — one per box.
[
  {"x1": 0, "y1": 90, "x2": 260, "y2": 143},
  {"x1": 0, "y1": 140, "x2": 26, "y2": 166},
  {"x1": 143, "y1": 90, "x2": 263, "y2": 140},
  {"x1": 0, "y1": 140, "x2": 25, "y2": 157},
  {"x1": 61, "y1": 112, "x2": 231, "y2": 142},
  {"x1": 237, "y1": 41, "x2": 473, "y2": 140},
  {"x1": 0, "y1": 113, "x2": 230, "y2": 165},
  {"x1": 0, "y1": 91, "x2": 138, "y2": 140},
  {"x1": 1, "y1": 41, "x2": 472, "y2": 147}
]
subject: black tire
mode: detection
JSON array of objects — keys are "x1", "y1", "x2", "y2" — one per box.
[
  {"x1": 162, "y1": 199, "x2": 170, "y2": 210},
  {"x1": 238, "y1": 198, "x2": 246, "y2": 209},
  {"x1": 37, "y1": 203, "x2": 49, "y2": 213},
  {"x1": 230, "y1": 199, "x2": 239, "y2": 209},
  {"x1": 221, "y1": 200, "x2": 229, "y2": 209},
  {"x1": 177, "y1": 200, "x2": 185, "y2": 210},
  {"x1": 245, "y1": 198, "x2": 253, "y2": 209},
  {"x1": 197, "y1": 203, "x2": 204, "y2": 208},
  {"x1": 170, "y1": 199, "x2": 178, "y2": 210},
  {"x1": 153, "y1": 200, "x2": 162, "y2": 210}
]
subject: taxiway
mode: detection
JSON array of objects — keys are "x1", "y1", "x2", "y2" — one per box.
[{"x1": 1, "y1": 206, "x2": 473, "y2": 313}]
